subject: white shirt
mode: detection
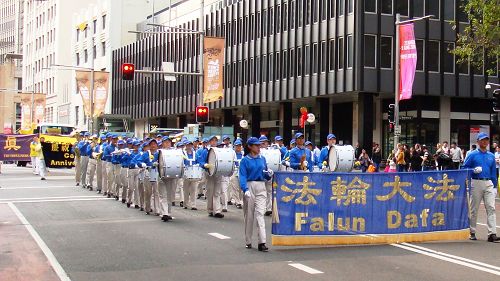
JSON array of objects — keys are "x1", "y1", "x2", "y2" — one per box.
[
  {"x1": 495, "y1": 152, "x2": 500, "y2": 169},
  {"x1": 450, "y1": 147, "x2": 463, "y2": 163}
]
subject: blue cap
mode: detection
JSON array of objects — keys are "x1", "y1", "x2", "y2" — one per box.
[
  {"x1": 275, "y1": 135, "x2": 283, "y2": 141},
  {"x1": 327, "y1": 133, "x2": 336, "y2": 140},
  {"x1": 222, "y1": 135, "x2": 230, "y2": 141},
  {"x1": 84, "y1": 132, "x2": 90, "y2": 137},
  {"x1": 105, "y1": 133, "x2": 111, "y2": 138},
  {"x1": 181, "y1": 136, "x2": 188, "y2": 141},
  {"x1": 100, "y1": 135, "x2": 107, "y2": 140},
  {"x1": 147, "y1": 139, "x2": 158, "y2": 145},
  {"x1": 117, "y1": 140, "x2": 125, "y2": 145},
  {"x1": 259, "y1": 135, "x2": 269, "y2": 142},
  {"x1": 234, "y1": 139, "x2": 242, "y2": 146},
  {"x1": 295, "y1": 132, "x2": 304, "y2": 139},
  {"x1": 133, "y1": 140, "x2": 141, "y2": 146},
  {"x1": 202, "y1": 138, "x2": 208, "y2": 143},
  {"x1": 194, "y1": 137, "x2": 200, "y2": 142},
  {"x1": 247, "y1": 137, "x2": 261, "y2": 146},
  {"x1": 290, "y1": 139, "x2": 296, "y2": 145},
  {"x1": 305, "y1": 141, "x2": 312, "y2": 146},
  {"x1": 156, "y1": 134, "x2": 162, "y2": 138},
  {"x1": 126, "y1": 139, "x2": 134, "y2": 144},
  {"x1": 161, "y1": 136, "x2": 171, "y2": 142},
  {"x1": 111, "y1": 134, "x2": 118, "y2": 139},
  {"x1": 185, "y1": 140, "x2": 193, "y2": 145},
  {"x1": 209, "y1": 135, "x2": 218, "y2": 141},
  {"x1": 216, "y1": 141, "x2": 224, "y2": 147},
  {"x1": 477, "y1": 132, "x2": 489, "y2": 141}
]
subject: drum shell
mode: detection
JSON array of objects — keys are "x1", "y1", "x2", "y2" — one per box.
[
  {"x1": 158, "y1": 149, "x2": 184, "y2": 178},
  {"x1": 328, "y1": 145, "x2": 355, "y2": 172},
  {"x1": 184, "y1": 165, "x2": 203, "y2": 181},
  {"x1": 207, "y1": 147, "x2": 235, "y2": 177},
  {"x1": 260, "y1": 149, "x2": 282, "y2": 173}
]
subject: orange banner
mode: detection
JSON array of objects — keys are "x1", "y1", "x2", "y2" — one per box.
[
  {"x1": 20, "y1": 93, "x2": 45, "y2": 129},
  {"x1": 76, "y1": 71, "x2": 109, "y2": 117},
  {"x1": 203, "y1": 37, "x2": 225, "y2": 103}
]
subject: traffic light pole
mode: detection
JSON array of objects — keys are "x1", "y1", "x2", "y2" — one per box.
[
  {"x1": 199, "y1": 0, "x2": 205, "y2": 108},
  {"x1": 394, "y1": 14, "x2": 401, "y2": 152}
]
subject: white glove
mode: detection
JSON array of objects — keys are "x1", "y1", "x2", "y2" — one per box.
[
  {"x1": 244, "y1": 190, "x2": 251, "y2": 197},
  {"x1": 264, "y1": 169, "x2": 274, "y2": 177},
  {"x1": 283, "y1": 161, "x2": 290, "y2": 167},
  {"x1": 204, "y1": 163, "x2": 212, "y2": 169},
  {"x1": 303, "y1": 161, "x2": 309, "y2": 167},
  {"x1": 153, "y1": 162, "x2": 159, "y2": 167},
  {"x1": 141, "y1": 163, "x2": 147, "y2": 168},
  {"x1": 473, "y1": 166, "x2": 483, "y2": 174}
]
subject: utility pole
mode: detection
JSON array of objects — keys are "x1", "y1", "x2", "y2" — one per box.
[
  {"x1": 199, "y1": 0, "x2": 205, "y2": 107},
  {"x1": 89, "y1": 36, "x2": 95, "y2": 134}
]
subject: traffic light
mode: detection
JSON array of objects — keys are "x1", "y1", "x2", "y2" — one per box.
[
  {"x1": 122, "y1": 63, "x2": 135, "y2": 80},
  {"x1": 388, "y1": 104, "x2": 395, "y2": 124},
  {"x1": 493, "y1": 91, "x2": 500, "y2": 112},
  {"x1": 196, "y1": 106, "x2": 209, "y2": 123},
  {"x1": 389, "y1": 122, "x2": 395, "y2": 133}
]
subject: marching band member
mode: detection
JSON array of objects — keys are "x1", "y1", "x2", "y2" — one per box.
[
  {"x1": 79, "y1": 132, "x2": 91, "y2": 188},
  {"x1": 158, "y1": 137, "x2": 176, "y2": 221},
  {"x1": 230, "y1": 139, "x2": 244, "y2": 209},
  {"x1": 216, "y1": 141, "x2": 230, "y2": 212},
  {"x1": 119, "y1": 139, "x2": 134, "y2": 204},
  {"x1": 196, "y1": 138, "x2": 209, "y2": 199},
  {"x1": 103, "y1": 134, "x2": 118, "y2": 197},
  {"x1": 175, "y1": 141, "x2": 185, "y2": 207},
  {"x1": 73, "y1": 132, "x2": 83, "y2": 186},
  {"x1": 274, "y1": 136, "x2": 287, "y2": 160},
  {"x1": 305, "y1": 141, "x2": 318, "y2": 168},
  {"x1": 318, "y1": 134, "x2": 336, "y2": 170},
  {"x1": 283, "y1": 132, "x2": 313, "y2": 172},
  {"x1": 132, "y1": 142, "x2": 146, "y2": 211},
  {"x1": 222, "y1": 135, "x2": 232, "y2": 148},
  {"x1": 182, "y1": 140, "x2": 199, "y2": 210},
  {"x1": 137, "y1": 140, "x2": 156, "y2": 215},
  {"x1": 95, "y1": 135, "x2": 107, "y2": 194},
  {"x1": 239, "y1": 137, "x2": 273, "y2": 252},
  {"x1": 126, "y1": 140, "x2": 141, "y2": 208},
  {"x1": 259, "y1": 135, "x2": 273, "y2": 216},
  {"x1": 198, "y1": 135, "x2": 225, "y2": 218},
  {"x1": 86, "y1": 135, "x2": 99, "y2": 191},
  {"x1": 111, "y1": 139, "x2": 125, "y2": 200}
]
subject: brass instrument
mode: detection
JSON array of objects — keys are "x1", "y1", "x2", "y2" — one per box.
[
  {"x1": 74, "y1": 145, "x2": 81, "y2": 158},
  {"x1": 300, "y1": 154, "x2": 307, "y2": 171}
]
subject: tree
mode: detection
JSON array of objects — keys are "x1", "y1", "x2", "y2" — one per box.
[{"x1": 453, "y1": 0, "x2": 500, "y2": 75}]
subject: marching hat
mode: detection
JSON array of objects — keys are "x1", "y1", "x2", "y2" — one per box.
[
  {"x1": 275, "y1": 135, "x2": 283, "y2": 141},
  {"x1": 477, "y1": 132, "x2": 489, "y2": 141},
  {"x1": 209, "y1": 135, "x2": 218, "y2": 141},
  {"x1": 111, "y1": 134, "x2": 118, "y2": 139},
  {"x1": 117, "y1": 140, "x2": 125, "y2": 145},
  {"x1": 305, "y1": 141, "x2": 312, "y2": 146},
  {"x1": 222, "y1": 135, "x2": 230, "y2": 141},
  {"x1": 100, "y1": 135, "x2": 107, "y2": 140},
  {"x1": 294, "y1": 132, "x2": 304, "y2": 139},
  {"x1": 161, "y1": 136, "x2": 171, "y2": 142},
  {"x1": 202, "y1": 138, "x2": 209, "y2": 143},
  {"x1": 234, "y1": 139, "x2": 243, "y2": 146},
  {"x1": 290, "y1": 139, "x2": 296, "y2": 145},
  {"x1": 327, "y1": 133, "x2": 336, "y2": 140},
  {"x1": 247, "y1": 137, "x2": 261, "y2": 146},
  {"x1": 259, "y1": 135, "x2": 269, "y2": 142}
]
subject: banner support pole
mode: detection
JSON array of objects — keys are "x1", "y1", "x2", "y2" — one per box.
[{"x1": 394, "y1": 13, "x2": 401, "y2": 153}]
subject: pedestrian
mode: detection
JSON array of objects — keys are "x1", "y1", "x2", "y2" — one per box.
[
  {"x1": 409, "y1": 147, "x2": 422, "y2": 171},
  {"x1": 30, "y1": 136, "x2": 39, "y2": 175},
  {"x1": 466, "y1": 144, "x2": 477, "y2": 158},
  {"x1": 396, "y1": 146, "x2": 406, "y2": 172},
  {"x1": 462, "y1": 132, "x2": 500, "y2": 242},
  {"x1": 495, "y1": 146, "x2": 500, "y2": 178},
  {"x1": 35, "y1": 137, "x2": 47, "y2": 180},
  {"x1": 450, "y1": 142, "x2": 463, "y2": 170},
  {"x1": 421, "y1": 150, "x2": 435, "y2": 171},
  {"x1": 358, "y1": 149, "x2": 371, "y2": 173},
  {"x1": 372, "y1": 144, "x2": 382, "y2": 172},
  {"x1": 354, "y1": 142, "x2": 361, "y2": 159},
  {"x1": 239, "y1": 137, "x2": 273, "y2": 252}
]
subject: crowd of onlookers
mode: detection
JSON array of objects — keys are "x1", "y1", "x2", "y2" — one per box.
[{"x1": 353, "y1": 141, "x2": 500, "y2": 173}]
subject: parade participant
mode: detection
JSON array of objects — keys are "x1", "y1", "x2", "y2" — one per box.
[
  {"x1": 305, "y1": 141, "x2": 317, "y2": 167},
  {"x1": 230, "y1": 139, "x2": 244, "y2": 209},
  {"x1": 318, "y1": 134, "x2": 336, "y2": 170},
  {"x1": 259, "y1": 135, "x2": 270, "y2": 149},
  {"x1": 34, "y1": 137, "x2": 46, "y2": 180},
  {"x1": 158, "y1": 137, "x2": 176, "y2": 221},
  {"x1": 198, "y1": 135, "x2": 225, "y2": 218},
  {"x1": 175, "y1": 141, "x2": 185, "y2": 207},
  {"x1": 79, "y1": 132, "x2": 91, "y2": 188},
  {"x1": 239, "y1": 137, "x2": 273, "y2": 252},
  {"x1": 139, "y1": 139, "x2": 160, "y2": 215},
  {"x1": 284, "y1": 132, "x2": 313, "y2": 172},
  {"x1": 196, "y1": 138, "x2": 209, "y2": 199},
  {"x1": 182, "y1": 140, "x2": 199, "y2": 210},
  {"x1": 30, "y1": 136, "x2": 39, "y2": 175},
  {"x1": 462, "y1": 132, "x2": 500, "y2": 242},
  {"x1": 193, "y1": 137, "x2": 200, "y2": 150},
  {"x1": 126, "y1": 141, "x2": 141, "y2": 208},
  {"x1": 119, "y1": 139, "x2": 134, "y2": 204},
  {"x1": 259, "y1": 135, "x2": 273, "y2": 216},
  {"x1": 274, "y1": 136, "x2": 287, "y2": 160},
  {"x1": 95, "y1": 135, "x2": 107, "y2": 193},
  {"x1": 222, "y1": 135, "x2": 232, "y2": 148},
  {"x1": 86, "y1": 135, "x2": 99, "y2": 191},
  {"x1": 103, "y1": 134, "x2": 118, "y2": 197},
  {"x1": 216, "y1": 141, "x2": 230, "y2": 211},
  {"x1": 73, "y1": 132, "x2": 83, "y2": 186},
  {"x1": 132, "y1": 142, "x2": 146, "y2": 211},
  {"x1": 111, "y1": 139, "x2": 125, "y2": 200}
]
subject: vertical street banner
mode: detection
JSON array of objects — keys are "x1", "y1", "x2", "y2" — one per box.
[
  {"x1": 20, "y1": 93, "x2": 32, "y2": 130},
  {"x1": 272, "y1": 170, "x2": 470, "y2": 246},
  {"x1": 93, "y1": 71, "x2": 109, "y2": 117},
  {"x1": 0, "y1": 134, "x2": 35, "y2": 161},
  {"x1": 33, "y1": 93, "x2": 46, "y2": 124},
  {"x1": 76, "y1": 71, "x2": 92, "y2": 117},
  {"x1": 399, "y1": 23, "x2": 417, "y2": 101},
  {"x1": 20, "y1": 93, "x2": 45, "y2": 129},
  {"x1": 203, "y1": 37, "x2": 225, "y2": 103}
]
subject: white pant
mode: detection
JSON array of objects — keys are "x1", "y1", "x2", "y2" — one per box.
[
  {"x1": 31, "y1": 156, "x2": 38, "y2": 174},
  {"x1": 176, "y1": 178, "x2": 184, "y2": 202},
  {"x1": 229, "y1": 172, "x2": 242, "y2": 205},
  {"x1": 206, "y1": 173, "x2": 223, "y2": 214},
  {"x1": 470, "y1": 179, "x2": 497, "y2": 235},
  {"x1": 144, "y1": 177, "x2": 159, "y2": 213},
  {"x1": 127, "y1": 168, "x2": 138, "y2": 204},
  {"x1": 80, "y1": 156, "x2": 89, "y2": 186},
  {"x1": 120, "y1": 167, "x2": 129, "y2": 200},
  {"x1": 88, "y1": 158, "x2": 97, "y2": 187},
  {"x1": 243, "y1": 181, "x2": 267, "y2": 245},
  {"x1": 96, "y1": 160, "x2": 103, "y2": 191},
  {"x1": 112, "y1": 164, "x2": 121, "y2": 195},
  {"x1": 197, "y1": 172, "x2": 207, "y2": 195},
  {"x1": 105, "y1": 162, "x2": 113, "y2": 194},
  {"x1": 221, "y1": 176, "x2": 230, "y2": 209},
  {"x1": 183, "y1": 179, "x2": 198, "y2": 208},
  {"x1": 75, "y1": 156, "x2": 81, "y2": 184},
  {"x1": 265, "y1": 180, "x2": 273, "y2": 212},
  {"x1": 37, "y1": 158, "x2": 46, "y2": 178},
  {"x1": 158, "y1": 178, "x2": 176, "y2": 216}
]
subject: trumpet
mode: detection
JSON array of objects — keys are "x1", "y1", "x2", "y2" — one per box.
[{"x1": 93, "y1": 151, "x2": 103, "y2": 159}]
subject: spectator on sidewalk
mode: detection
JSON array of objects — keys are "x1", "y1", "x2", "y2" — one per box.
[{"x1": 450, "y1": 142, "x2": 463, "y2": 170}]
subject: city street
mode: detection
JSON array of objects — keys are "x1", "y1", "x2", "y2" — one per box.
[{"x1": 1, "y1": 164, "x2": 499, "y2": 281}]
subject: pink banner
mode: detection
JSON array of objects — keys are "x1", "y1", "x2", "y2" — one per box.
[{"x1": 399, "y1": 23, "x2": 417, "y2": 101}]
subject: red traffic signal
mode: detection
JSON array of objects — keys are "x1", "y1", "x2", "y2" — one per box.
[
  {"x1": 196, "y1": 106, "x2": 209, "y2": 123},
  {"x1": 122, "y1": 63, "x2": 135, "y2": 80}
]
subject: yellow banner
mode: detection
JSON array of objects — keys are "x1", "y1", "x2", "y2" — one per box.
[
  {"x1": 76, "y1": 71, "x2": 92, "y2": 117},
  {"x1": 20, "y1": 93, "x2": 45, "y2": 129},
  {"x1": 76, "y1": 71, "x2": 110, "y2": 117},
  {"x1": 203, "y1": 37, "x2": 225, "y2": 103}
]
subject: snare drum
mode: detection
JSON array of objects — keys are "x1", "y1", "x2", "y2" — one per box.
[
  {"x1": 158, "y1": 149, "x2": 184, "y2": 178},
  {"x1": 184, "y1": 165, "x2": 203, "y2": 181},
  {"x1": 260, "y1": 148, "x2": 282, "y2": 172},
  {"x1": 328, "y1": 145, "x2": 355, "y2": 172},
  {"x1": 207, "y1": 147, "x2": 235, "y2": 177}
]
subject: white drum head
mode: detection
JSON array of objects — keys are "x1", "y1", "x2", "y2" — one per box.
[
  {"x1": 328, "y1": 146, "x2": 338, "y2": 172},
  {"x1": 207, "y1": 148, "x2": 217, "y2": 176},
  {"x1": 328, "y1": 145, "x2": 355, "y2": 172}
]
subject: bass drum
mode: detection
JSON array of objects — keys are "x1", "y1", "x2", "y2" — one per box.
[
  {"x1": 260, "y1": 148, "x2": 282, "y2": 173},
  {"x1": 328, "y1": 145, "x2": 355, "y2": 172},
  {"x1": 184, "y1": 165, "x2": 203, "y2": 181},
  {"x1": 207, "y1": 147, "x2": 235, "y2": 177},
  {"x1": 158, "y1": 149, "x2": 184, "y2": 179}
]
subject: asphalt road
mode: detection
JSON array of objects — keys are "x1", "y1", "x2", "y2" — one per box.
[{"x1": 1, "y1": 164, "x2": 500, "y2": 281}]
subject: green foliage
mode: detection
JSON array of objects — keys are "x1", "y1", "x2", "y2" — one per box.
[{"x1": 453, "y1": 0, "x2": 500, "y2": 75}]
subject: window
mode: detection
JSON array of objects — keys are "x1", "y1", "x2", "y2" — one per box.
[
  {"x1": 416, "y1": 39, "x2": 424, "y2": 71},
  {"x1": 329, "y1": 0, "x2": 335, "y2": 18},
  {"x1": 262, "y1": 55, "x2": 267, "y2": 82},
  {"x1": 102, "y1": 15, "x2": 106, "y2": 29},
  {"x1": 321, "y1": 0, "x2": 327, "y2": 21},
  {"x1": 250, "y1": 14, "x2": 254, "y2": 40},
  {"x1": 444, "y1": 0, "x2": 455, "y2": 21},
  {"x1": 297, "y1": 47, "x2": 303, "y2": 76},
  {"x1": 275, "y1": 52, "x2": 280, "y2": 80},
  {"x1": 380, "y1": 36, "x2": 392, "y2": 69},
  {"x1": 365, "y1": 0, "x2": 376, "y2": 13},
  {"x1": 413, "y1": 0, "x2": 424, "y2": 17},
  {"x1": 84, "y1": 49, "x2": 88, "y2": 63},
  {"x1": 348, "y1": 0, "x2": 354, "y2": 14},
  {"x1": 290, "y1": 48, "x2": 296, "y2": 77},
  {"x1": 313, "y1": 0, "x2": 319, "y2": 23},
  {"x1": 364, "y1": 35, "x2": 376, "y2": 67},
  {"x1": 290, "y1": 1, "x2": 296, "y2": 29},
  {"x1": 282, "y1": 51, "x2": 288, "y2": 79},
  {"x1": 457, "y1": 58, "x2": 469, "y2": 74},
  {"x1": 298, "y1": 2, "x2": 303, "y2": 27},
  {"x1": 428, "y1": 40, "x2": 440, "y2": 72},
  {"x1": 381, "y1": 0, "x2": 392, "y2": 14},
  {"x1": 338, "y1": 37, "x2": 344, "y2": 70},
  {"x1": 262, "y1": 10, "x2": 267, "y2": 37},
  {"x1": 101, "y1": 41, "x2": 106, "y2": 56},
  {"x1": 472, "y1": 50, "x2": 484, "y2": 75},
  {"x1": 457, "y1": 0, "x2": 468, "y2": 22},
  {"x1": 282, "y1": 3, "x2": 288, "y2": 31},
  {"x1": 329, "y1": 39, "x2": 335, "y2": 71},
  {"x1": 244, "y1": 16, "x2": 248, "y2": 42},
  {"x1": 269, "y1": 8, "x2": 274, "y2": 35},
  {"x1": 313, "y1": 43, "x2": 318, "y2": 73},
  {"x1": 76, "y1": 53, "x2": 80, "y2": 65},
  {"x1": 337, "y1": 0, "x2": 344, "y2": 17},
  {"x1": 305, "y1": 0, "x2": 311, "y2": 25},
  {"x1": 396, "y1": 0, "x2": 408, "y2": 16},
  {"x1": 93, "y1": 45, "x2": 96, "y2": 59},
  {"x1": 305, "y1": 45, "x2": 310, "y2": 75},
  {"x1": 256, "y1": 12, "x2": 261, "y2": 38},
  {"x1": 76, "y1": 29, "x2": 79, "y2": 41},
  {"x1": 269, "y1": 54, "x2": 274, "y2": 82},
  {"x1": 275, "y1": 6, "x2": 280, "y2": 34},
  {"x1": 256, "y1": 57, "x2": 261, "y2": 83},
  {"x1": 93, "y1": 19, "x2": 97, "y2": 34},
  {"x1": 347, "y1": 35, "x2": 353, "y2": 68},
  {"x1": 443, "y1": 42, "x2": 455, "y2": 73},
  {"x1": 428, "y1": 0, "x2": 440, "y2": 19},
  {"x1": 320, "y1": 41, "x2": 327, "y2": 72},
  {"x1": 239, "y1": 18, "x2": 243, "y2": 43}
]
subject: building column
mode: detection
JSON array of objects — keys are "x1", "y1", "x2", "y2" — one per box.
[
  {"x1": 176, "y1": 115, "x2": 187, "y2": 129},
  {"x1": 279, "y1": 102, "x2": 292, "y2": 144},
  {"x1": 249, "y1": 106, "x2": 261, "y2": 137},
  {"x1": 439, "y1": 96, "x2": 451, "y2": 143},
  {"x1": 222, "y1": 109, "x2": 233, "y2": 127},
  {"x1": 357, "y1": 93, "x2": 374, "y2": 153}
]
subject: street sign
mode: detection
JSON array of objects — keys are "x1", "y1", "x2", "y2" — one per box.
[
  {"x1": 162, "y1": 62, "x2": 176, "y2": 81},
  {"x1": 394, "y1": 125, "x2": 402, "y2": 136},
  {"x1": 239, "y1": 119, "x2": 248, "y2": 128}
]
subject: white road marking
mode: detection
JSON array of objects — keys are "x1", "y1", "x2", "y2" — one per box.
[
  {"x1": 7, "y1": 202, "x2": 72, "y2": 281},
  {"x1": 0, "y1": 195, "x2": 104, "y2": 202},
  {"x1": 0, "y1": 186, "x2": 68, "y2": 190},
  {"x1": 208, "y1": 232, "x2": 231, "y2": 240},
  {"x1": 288, "y1": 263, "x2": 324, "y2": 275},
  {"x1": 392, "y1": 243, "x2": 500, "y2": 276},
  {"x1": 6, "y1": 198, "x2": 114, "y2": 203},
  {"x1": 477, "y1": 222, "x2": 500, "y2": 229}
]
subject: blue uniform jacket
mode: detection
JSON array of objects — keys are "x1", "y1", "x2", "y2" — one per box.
[
  {"x1": 462, "y1": 149, "x2": 497, "y2": 187},
  {"x1": 238, "y1": 154, "x2": 271, "y2": 193},
  {"x1": 120, "y1": 149, "x2": 133, "y2": 168},
  {"x1": 196, "y1": 147, "x2": 209, "y2": 170},
  {"x1": 318, "y1": 146, "x2": 330, "y2": 168},
  {"x1": 183, "y1": 149, "x2": 197, "y2": 166},
  {"x1": 289, "y1": 146, "x2": 313, "y2": 171},
  {"x1": 103, "y1": 143, "x2": 116, "y2": 162}
]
